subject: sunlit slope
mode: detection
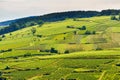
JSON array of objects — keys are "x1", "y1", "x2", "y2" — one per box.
[
  {"x1": 0, "y1": 16, "x2": 120, "y2": 51},
  {"x1": 0, "y1": 16, "x2": 120, "y2": 80}
]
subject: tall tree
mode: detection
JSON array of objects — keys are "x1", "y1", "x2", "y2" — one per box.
[
  {"x1": 111, "y1": 15, "x2": 117, "y2": 20},
  {"x1": 119, "y1": 13, "x2": 120, "y2": 20},
  {"x1": 31, "y1": 27, "x2": 36, "y2": 35}
]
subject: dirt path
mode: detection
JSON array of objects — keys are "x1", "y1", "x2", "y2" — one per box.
[{"x1": 98, "y1": 71, "x2": 106, "y2": 80}]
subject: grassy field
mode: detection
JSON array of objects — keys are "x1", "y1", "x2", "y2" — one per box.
[
  {"x1": 0, "y1": 50, "x2": 120, "y2": 80},
  {"x1": 0, "y1": 16, "x2": 120, "y2": 80}
]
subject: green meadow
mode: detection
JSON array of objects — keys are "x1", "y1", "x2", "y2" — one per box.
[{"x1": 0, "y1": 16, "x2": 120, "y2": 80}]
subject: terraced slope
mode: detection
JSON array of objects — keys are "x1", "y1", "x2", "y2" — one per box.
[{"x1": 0, "y1": 16, "x2": 120, "y2": 80}]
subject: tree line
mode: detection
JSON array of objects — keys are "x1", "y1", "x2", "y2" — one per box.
[{"x1": 0, "y1": 9, "x2": 120, "y2": 35}]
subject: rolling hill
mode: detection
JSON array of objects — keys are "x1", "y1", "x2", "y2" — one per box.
[
  {"x1": 0, "y1": 9, "x2": 120, "y2": 35},
  {"x1": 0, "y1": 11, "x2": 120, "y2": 80}
]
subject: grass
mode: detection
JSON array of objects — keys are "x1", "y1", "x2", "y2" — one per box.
[
  {"x1": 0, "y1": 15, "x2": 120, "y2": 79},
  {"x1": 0, "y1": 50, "x2": 120, "y2": 79}
]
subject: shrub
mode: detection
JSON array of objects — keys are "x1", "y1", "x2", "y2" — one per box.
[
  {"x1": 24, "y1": 53, "x2": 31, "y2": 57},
  {"x1": 73, "y1": 18, "x2": 77, "y2": 21},
  {"x1": 116, "y1": 64, "x2": 120, "y2": 66},
  {"x1": 1, "y1": 35, "x2": 5, "y2": 38},
  {"x1": 66, "y1": 26, "x2": 70, "y2": 28},
  {"x1": 61, "y1": 78, "x2": 64, "y2": 80},
  {"x1": 77, "y1": 27, "x2": 81, "y2": 30},
  {"x1": 31, "y1": 28, "x2": 36, "y2": 35},
  {"x1": 63, "y1": 37, "x2": 66, "y2": 40},
  {"x1": 68, "y1": 79, "x2": 77, "y2": 80},
  {"x1": 96, "y1": 47, "x2": 103, "y2": 50},
  {"x1": 66, "y1": 26, "x2": 75, "y2": 28},
  {"x1": 0, "y1": 38, "x2": 2, "y2": 41},
  {"x1": 0, "y1": 77, "x2": 6, "y2": 80},
  {"x1": 50, "y1": 48, "x2": 58, "y2": 53},
  {"x1": 10, "y1": 33, "x2": 12, "y2": 35},
  {"x1": 73, "y1": 31, "x2": 77, "y2": 35},
  {"x1": 7, "y1": 49, "x2": 12, "y2": 51},
  {"x1": 64, "y1": 50, "x2": 69, "y2": 54},
  {"x1": 119, "y1": 13, "x2": 120, "y2": 20},
  {"x1": 36, "y1": 35, "x2": 42, "y2": 38},
  {"x1": 85, "y1": 30, "x2": 91, "y2": 35},
  {"x1": 81, "y1": 26, "x2": 86, "y2": 30},
  {"x1": 13, "y1": 57, "x2": 18, "y2": 59},
  {"x1": 0, "y1": 50, "x2": 4, "y2": 53},
  {"x1": 0, "y1": 49, "x2": 12, "y2": 53},
  {"x1": 0, "y1": 72, "x2": 2, "y2": 76},
  {"x1": 45, "y1": 50, "x2": 50, "y2": 52},
  {"x1": 36, "y1": 67, "x2": 40, "y2": 70},
  {"x1": 111, "y1": 15, "x2": 117, "y2": 20},
  {"x1": 40, "y1": 49, "x2": 50, "y2": 52},
  {"x1": 92, "y1": 31, "x2": 96, "y2": 34},
  {"x1": 5, "y1": 66, "x2": 10, "y2": 70},
  {"x1": 43, "y1": 73, "x2": 50, "y2": 75}
]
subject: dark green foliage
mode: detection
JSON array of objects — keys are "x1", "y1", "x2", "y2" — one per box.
[
  {"x1": 61, "y1": 78, "x2": 64, "y2": 80},
  {"x1": 85, "y1": 30, "x2": 91, "y2": 35},
  {"x1": 50, "y1": 48, "x2": 58, "y2": 53},
  {"x1": 81, "y1": 26, "x2": 86, "y2": 30},
  {"x1": 29, "y1": 22, "x2": 37, "y2": 26},
  {"x1": 0, "y1": 77, "x2": 6, "y2": 80},
  {"x1": 92, "y1": 31, "x2": 96, "y2": 34},
  {"x1": 77, "y1": 26, "x2": 86, "y2": 30},
  {"x1": 24, "y1": 53, "x2": 31, "y2": 57},
  {"x1": 1, "y1": 35, "x2": 5, "y2": 38},
  {"x1": 9, "y1": 33, "x2": 12, "y2": 35},
  {"x1": 64, "y1": 50, "x2": 69, "y2": 54},
  {"x1": 0, "y1": 38, "x2": 2, "y2": 41},
  {"x1": 36, "y1": 67, "x2": 40, "y2": 70},
  {"x1": 5, "y1": 66, "x2": 10, "y2": 70},
  {"x1": 73, "y1": 18, "x2": 77, "y2": 21},
  {"x1": 119, "y1": 13, "x2": 120, "y2": 20},
  {"x1": 66, "y1": 26, "x2": 70, "y2": 28},
  {"x1": 37, "y1": 20, "x2": 44, "y2": 27},
  {"x1": 66, "y1": 26, "x2": 75, "y2": 28},
  {"x1": 43, "y1": 73, "x2": 50, "y2": 75},
  {"x1": 7, "y1": 49, "x2": 12, "y2": 51},
  {"x1": 40, "y1": 49, "x2": 50, "y2": 52},
  {"x1": 116, "y1": 63, "x2": 120, "y2": 66},
  {"x1": 0, "y1": 72, "x2": 2, "y2": 76},
  {"x1": 0, "y1": 50, "x2": 4, "y2": 53},
  {"x1": 96, "y1": 47, "x2": 103, "y2": 50},
  {"x1": 0, "y1": 19, "x2": 43, "y2": 35},
  {"x1": 36, "y1": 35, "x2": 42, "y2": 38},
  {"x1": 68, "y1": 79, "x2": 77, "y2": 80},
  {"x1": 1, "y1": 9, "x2": 120, "y2": 35},
  {"x1": 63, "y1": 37, "x2": 66, "y2": 40},
  {"x1": 0, "y1": 49, "x2": 12, "y2": 53},
  {"x1": 73, "y1": 31, "x2": 77, "y2": 35},
  {"x1": 101, "y1": 9, "x2": 120, "y2": 15},
  {"x1": 31, "y1": 28, "x2": 36, "y2": 35},
  {"x1": 111, "y1": 15, "x2": 117, "y2": 20},
  {"x1": 45, "y1": 50, "x2": 50, "y2": 52},
  {"x1": 13, "y1": 57, "x2": 18, "y2": 59}
]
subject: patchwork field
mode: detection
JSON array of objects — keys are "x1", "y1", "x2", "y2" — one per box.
[{"x1": 0, "y1": 16, "x2": 120, "y2": 80}]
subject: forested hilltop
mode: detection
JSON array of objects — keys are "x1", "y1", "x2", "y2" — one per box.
[{"x1": 0, "y1": 9, "x2": 120, "y2": 35}]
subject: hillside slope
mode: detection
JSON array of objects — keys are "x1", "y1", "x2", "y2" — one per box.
[
  {"x1": 0, "y1": 16, "x2": 120, "y2": 80},
  {"x1": 0, "y1": 9, "x2": 120, "y2": 35},
  {"x1": 0, "y1": 16, "x2": 120, "y2": 51}
]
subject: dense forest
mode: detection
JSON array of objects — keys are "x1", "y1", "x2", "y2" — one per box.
[{"x1": 0, "y1": 9, "x2": 120, "y2": 35}]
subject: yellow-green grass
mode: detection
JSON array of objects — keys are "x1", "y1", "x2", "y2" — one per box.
[
  {"x1": 0, "y1": 50, "x2": 120, "y2": 80},
  {"x1": 0, "y1": 16, "x2": 120, "y2": 79},
  {"x1": 36, "y1": 50, "x2": 120, "y2": 59},
  {"x1": 0, "y1": 16, "x2": 120, "y2": 51}
]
